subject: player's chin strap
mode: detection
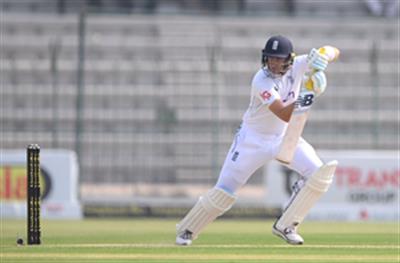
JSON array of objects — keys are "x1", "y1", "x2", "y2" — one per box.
[
  {"x1": 176, "y1": 188, "x2": 236, "y2": 240},
  {"x1": 275, "y1": 160, "x2": 338, "y2": 231},
  {"x1": 280, "y1": 52, "x2": 296, "y2": 74}
]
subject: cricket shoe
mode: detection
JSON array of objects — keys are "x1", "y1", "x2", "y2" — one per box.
[
  {"x1": 176, "y1": 230, "x2": 193, "y2": 246},
  {"x1": 272, "y1": 223, "x2": 304, "y2": 245}
]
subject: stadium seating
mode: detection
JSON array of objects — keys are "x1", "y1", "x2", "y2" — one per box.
[{"x1": 1, "y1": 12, "x2": 397, "y2": 184}]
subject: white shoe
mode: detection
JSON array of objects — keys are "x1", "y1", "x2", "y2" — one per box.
[
  {"x1": 176, "y1": 230, "x2": 193, "y2": 246},
  {"x1": 272, "y1": 223, "x2": 304, "y2": 245}
]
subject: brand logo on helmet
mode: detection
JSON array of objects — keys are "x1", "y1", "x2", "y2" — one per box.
[{"x1": 272, "y1": 40, "x2": 279, "y2": 50}]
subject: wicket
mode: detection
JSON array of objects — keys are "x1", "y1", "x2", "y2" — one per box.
[{"x1": 27, "y1": 144, "x2": 41, "y2": 245}]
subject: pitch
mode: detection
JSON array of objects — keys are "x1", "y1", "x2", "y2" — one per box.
[{"x1": 1, "y1": 219, "x2": 398, "y2": 262}]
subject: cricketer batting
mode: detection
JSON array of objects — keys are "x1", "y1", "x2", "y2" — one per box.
[{"x1": 176, "y1": 35, "x2": 338, "y2": 246}]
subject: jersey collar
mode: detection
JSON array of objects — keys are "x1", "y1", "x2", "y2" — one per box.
[{"x1": 262, "y1": 67, "x2": 283, "y2": 79}]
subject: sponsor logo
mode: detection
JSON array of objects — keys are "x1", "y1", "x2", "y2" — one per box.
[
  {"x1": 335, "y1": 167, "x2": 399, "y2": 189},
  {"x1": 260, "y1": 90, "x2": 272, "y2": 101},
  {"x1": 283, "y1": 91, "x2": 295, "y2": 103},
  {"x1": 0, "y1": 165, "x2": 52, "y2": 201}
]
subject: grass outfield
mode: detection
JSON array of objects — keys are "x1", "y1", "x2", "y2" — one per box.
[{"x1": 1, "y1": 219, "x2": 398, "y2": 263}]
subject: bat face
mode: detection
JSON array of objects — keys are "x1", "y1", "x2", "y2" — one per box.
[
  {"x1": 276, "y1": 110, "x2": 309, "y2": 164},
  {"x1": 276, "y1": 83, "x2": 316, "y2": 164}
]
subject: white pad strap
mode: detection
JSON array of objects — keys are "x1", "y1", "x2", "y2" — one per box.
[
  {"x1": 276, "y1": 160, "x2": 337, "y2": 230},
  {"x1": 176, "y1": 188, "x2": 236, "y2": 239}
]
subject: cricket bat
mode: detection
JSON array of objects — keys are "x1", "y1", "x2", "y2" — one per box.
[{"x1": 276, "y1": 46, "x2": 340, "y2": 164}]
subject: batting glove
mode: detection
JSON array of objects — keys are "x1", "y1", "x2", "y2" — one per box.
[
  {"x1": 310, "y1": 71, "x2": 327, "y2": 97},
  {"x1": 307, "y1": 48, "x2": 329, "y2": 71}
]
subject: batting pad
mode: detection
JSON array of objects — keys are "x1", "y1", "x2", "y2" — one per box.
[
  {"x1": 176, "y1": 188, "x2": 236, "y2": 239},
  {"x1": 276, "y1": 160, "x2": 338, "y2": 230}
]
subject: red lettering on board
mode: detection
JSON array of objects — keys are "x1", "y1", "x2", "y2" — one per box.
[{"x1": 335, "y1": 166, "x2": 400, "y2": 189}]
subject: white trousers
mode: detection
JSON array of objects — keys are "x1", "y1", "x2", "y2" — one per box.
[{"x1": 215, "y1": 124, "x2": 323, "y2": 194}]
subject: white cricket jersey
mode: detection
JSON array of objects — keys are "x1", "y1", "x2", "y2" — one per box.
[{"x1": 242, "y1": 55, "x2": 309, "y2": 135}]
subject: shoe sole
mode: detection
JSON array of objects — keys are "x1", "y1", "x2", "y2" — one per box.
[
  {"x1": 175, "y1": 237, "x2": 192, "y2": 246},
  {"x1": 272, "y1": 226, "x2": 303, "y2": 245}
]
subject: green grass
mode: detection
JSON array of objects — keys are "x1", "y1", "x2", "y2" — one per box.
[{"x1": 1, "y1": 219, "x2": 399, "y2": 262}]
